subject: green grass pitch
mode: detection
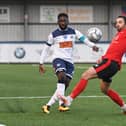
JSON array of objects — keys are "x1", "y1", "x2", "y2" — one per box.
[{"x1": 0, "y1": 64, "x2": 126, "y2": 126}]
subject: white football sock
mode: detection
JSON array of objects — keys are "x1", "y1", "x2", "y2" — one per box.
[
  {"x1": 47, "y1": 83, "x2": 65, "y2": 106},
  {"x1": 58, "y1": 84, "x2": 65, "y2": 106},
  {"x1": 57, "y1": 83, "x2": 65, "y2": 96}
]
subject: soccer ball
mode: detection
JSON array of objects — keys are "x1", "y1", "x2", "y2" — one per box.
[{"x1": 87, "y1": 27, "x2": 102, "y2": 42}]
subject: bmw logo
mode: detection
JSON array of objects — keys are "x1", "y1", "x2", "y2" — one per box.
[{"x1": 14, "y1": 47, "x2": 26, "y2": 59}]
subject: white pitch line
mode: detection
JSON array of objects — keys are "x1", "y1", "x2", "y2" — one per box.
[
  {"x1": 0, "y1": 96, "x2": 50, "y2": 100},
  {"x1": 0, "y1": 95, "x2": 126, "y2": 100}
]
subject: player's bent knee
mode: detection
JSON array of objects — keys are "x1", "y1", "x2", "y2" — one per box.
[
  {"x1": 58, "y1": 77, "x2": 66, "y2": 83},
  {"x1": 101, "y1": 89, "x2": 107, "y2": 94},
  {"x1": 81, "y1": 67, "x2": 96, "y2": 80},
  {"x1": 100, "y1": 87, "x2": 108, "y2": 94},
  {"x1": 100, "y1": 82, "x2": 110, "y2": 95},
  {"x1": 81, "y1": 71, "x2": 89, "y2": 80},
  {"x1": 57, "y1": 71, "x2": 66, "y2": 82}
]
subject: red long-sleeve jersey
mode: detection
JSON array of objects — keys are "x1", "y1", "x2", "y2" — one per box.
[{"x1": 102, "y1": 29, "x2": 126, "y2": 67}]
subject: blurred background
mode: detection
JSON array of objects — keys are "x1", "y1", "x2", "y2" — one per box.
[{"x1": 0, "y1": 0, "x2": 126, "y2": 63}]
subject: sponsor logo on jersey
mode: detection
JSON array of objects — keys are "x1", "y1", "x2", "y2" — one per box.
[{"x1": 59, "y1": 41, "x2": 73, "y2": 48}]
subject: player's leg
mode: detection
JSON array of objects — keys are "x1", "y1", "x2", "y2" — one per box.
[
  {"x1": 70, "y1": 67, "x2": 97, "y2": 99},
  {"x1": 58, "y1": 60, "x2": 74, "y2": 111},
  {"x1": 65, "y1": 61, "x2": 74, "y2": 90},
  {"x1": 68, "y1": 59, "x2": 113, "y2": 100},
  {"x1": 59, "y1": 59, "x2": 117, "y2": 107},
  {"x1": 59, "y1": 59, "x2": 113, "y2": 106},
  {"x1": 57, "y1": 71, "x2": 70, "y2": 111},
  {"x1": 58, "y1": 76, "x2": 71, "y2": 108},
  {"x1": 58, "y1": 66, "x2": 98, "y2": 106},
  {"x1": 100, "y1": 80, "x2": 124, "y2": 106},
  {"x1": 98, "y1": 60, "x2": 126, "y2": 114},
  {"x1": 42, "y1": 59, "x2": 69, "y2": 113},
  {"x1": 42, "y1": 58, "x2": 66, "y2": 114},
  {"x1": 100, "y1": 80, "x2": 126, "y2": 114},
  {"x1": 42, "y1": 83, "x2": 62, "y2": 114},
  {"x1": 65, "y1": 76, "x2": 71, "y2": 90}
]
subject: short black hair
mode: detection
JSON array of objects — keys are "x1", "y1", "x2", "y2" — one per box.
[
  {"x1": 58, "y1": 13, "x2": 68, "y2": 19},
  {"x1": 117, "y1": 15, "x2": 126, "y2": 24}
]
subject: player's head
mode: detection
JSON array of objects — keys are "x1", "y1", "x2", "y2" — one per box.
[
  {"x1": 114, "y1": 16, "x2": 126, "y2": 31},
  {"x1": 57, "y1": 13, "x2": 69, "y2": 30}
]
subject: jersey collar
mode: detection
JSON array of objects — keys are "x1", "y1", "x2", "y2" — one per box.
[{"x1": 58, "y1": 27, "x2": 69, "y2": 31}]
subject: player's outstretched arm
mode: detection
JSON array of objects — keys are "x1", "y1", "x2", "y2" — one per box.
[{"x1": 80, "y1": 36, "x2": 99, "y2": 52}]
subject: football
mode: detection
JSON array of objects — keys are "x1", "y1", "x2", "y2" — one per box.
[{"x1": 87, "y1": 27, "x2": 102, "y2": 42}]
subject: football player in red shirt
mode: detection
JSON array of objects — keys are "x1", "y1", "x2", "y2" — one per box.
[{"x1": 59, "y1": 16, "x2": 126, "y2": 114}]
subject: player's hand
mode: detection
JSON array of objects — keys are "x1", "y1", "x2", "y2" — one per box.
[
  {"x1": 39, "y1": 64, "x2": 46, "y2": 75},
  {"x1": 97, "y1": 57, "x2": 102, "y2": 64},
  {"x1": 92, "y1": 45, "x2": 99, "y2": 52}
]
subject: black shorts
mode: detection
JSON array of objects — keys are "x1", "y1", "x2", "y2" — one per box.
[{"x1": 93, "y1": 59, "x2": 119, "y2": 83}]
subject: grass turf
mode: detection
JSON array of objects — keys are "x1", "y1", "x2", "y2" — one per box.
[{"x1": 0, "y1": 64, "x2": 126, "y2": 126}]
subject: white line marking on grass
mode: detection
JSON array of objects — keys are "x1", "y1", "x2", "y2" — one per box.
[
  {"x1": 0, "y1": 96, "x2": 50, "y2": 99},
  {"x1": 0, "y1": 95, "x2": 126, "y2": 100}
]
